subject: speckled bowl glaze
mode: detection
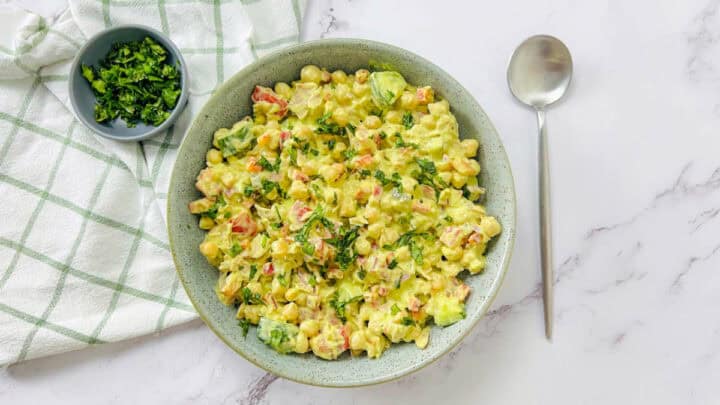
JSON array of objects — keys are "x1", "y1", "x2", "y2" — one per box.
[{"x1": 167, "y1": 39, "x2": 516, "y2": 387}]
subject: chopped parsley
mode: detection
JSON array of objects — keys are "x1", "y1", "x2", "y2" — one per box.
[
  {"x1": 241, "y1": 287, "x2": 263, "y2": 305},
  {"x1": 388, "y1": 258, "x2": 398, "y2": 269},
  {"x1": 402, "y1": 112, "x2": 414, "y2": 129},
  {"x1": 401, "y1": 316, "x2": 415, "y2": 326},
  {"x1": 329, "y1": 292, "x2": 363, "y2": 322},
  {"x1": 374, "y1": 170, "x2": 402, "y2": 188},
  {"x1": 415, "y1": 158, "x2": 437, "y2": 175},
  {"x1": 327, "y1": 139, "x2": 336, "y2": 150},
  {"x1": 249, "y1": 264, "x2": 258, "y2": 280},
  {"x1": 301, "y1": 241, "x2": 315, "y2": 256},
  {"x1": 410, "y1": 243, "x2": 423, "y2": 265},
  {"x1": 391, "y1": 303, "x2": 401, "y2": 315},
  {"x1": 316, "y1": 112, "x2": 344, "y2": 135},
  {"x1": 260, "y1": 179, "x2": 284, "y2": 197},
  {"x1": 238, "y1": 319, "x2": 250, "y2": 337},
  {"x1": 294, "y1": 205, "x2": 333, "y2": 246},
  {"x1": 384, "y1": 230, "x2": 428, "y2": 265},
  {"x1": 325, "y1": 226, "x2": 360, "y2": 269},
  {"x1": 395, "y1": 132, "x2": 419, "y2": 149},
  {"x1": 81, "y1": 37, "x2": 181, "y2": 127},
  {"x1": 204, "y1": 193, "x2": 225, "y2": 219},
  {"x1": 342, "y1": 148, "x2": 358, "y2": 160},
  {"x1": 243, "y1": 185, "x2": 255, "y2": 197},
  {"x1": 268, "y1": 328, "x2": 289, "y2": 348},
  {"x1": 228, "y1": 242, "x2": 243, "y2": 257},
  {"x1": 288, "y1": 146, "x2": 298, "y2": 166},
  {"x1": 217, "y1": 126, "x2": 250, "y2": 157},
  {"x1": 258, "y1": 155, "x2": 281, "y2": 172},
  {"x1": 413, "y1": 157, "x2": 447, "y2": 197}
]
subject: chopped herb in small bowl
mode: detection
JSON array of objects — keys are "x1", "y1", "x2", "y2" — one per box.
[
  {"x1": 69, "y1": 25, "x2": 188, "y2": 142},
  {"x1": 81, "y1": 37, "x2": 181, "y2": 127}
]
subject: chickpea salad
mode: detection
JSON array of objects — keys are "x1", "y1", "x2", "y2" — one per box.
[{"x1": 188, "y1": 65, "x2": 501, "y2": 360}]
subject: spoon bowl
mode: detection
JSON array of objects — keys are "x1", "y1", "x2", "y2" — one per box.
[{"x1": 507, "y1": 35, "x2": 573, "y2": 109}]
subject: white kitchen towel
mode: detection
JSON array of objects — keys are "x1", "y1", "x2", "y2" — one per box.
[{"x1": 0, "y1": 0, "x2": 305, "y2": 365}]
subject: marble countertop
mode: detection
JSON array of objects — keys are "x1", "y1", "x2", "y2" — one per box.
[{"x1": 4, "y1": 0, "x2": 720, "y2": 403}]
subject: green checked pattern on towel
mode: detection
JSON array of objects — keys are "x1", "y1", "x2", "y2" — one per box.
[{"x1": 0, "y1": 0, "x2": 305, "y2": 365}]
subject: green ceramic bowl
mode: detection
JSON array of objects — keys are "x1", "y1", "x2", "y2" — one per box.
[{"x1": 167, "y1": 39, "x2": 516, "y2": 387}]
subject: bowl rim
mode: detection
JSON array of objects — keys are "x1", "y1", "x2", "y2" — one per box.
[
  {"x1": 68, "y1": 24, "x2": 189, "y2": 142},
  {"x1": 167, "y1": 38, "x2": 517, "y2": 387}
]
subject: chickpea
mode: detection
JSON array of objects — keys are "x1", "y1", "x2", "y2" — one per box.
[
  {"x1": 295, "y1": 124, "x2": 313, "y2": 139},
  {"x1": 334, "y1": 84, "x2": 352, "y2": 104},
  {"x1": 350, "y1": 331, "x2": 366, "y2": 350},
  {"x1": 198, "y1": 216, "x2": 215, "y2": 230},
  {"x1": 480, "y1": 216, "x2": 501, "y2": 238},
  {"x1": 300, "y1": 319, "x2": 320, "y2": 337},
  {"x1": 294, "y1": 292, "x2": 307, "y2": 306},
  {"x1": 367, "y1": 222, "x2": 383, "y2": 239},
  {"x1": 320, "y1": 163, "x2": 345, "y2": 183},
  {"x1": 355, "y1": 69, "x2": 370, "y2": 83},
  {"x1": 438, "y1": 171, "x2": 453, "y2": 185},
  {"x1": 199, "y1": 241, "x2": 218, "y2": 258},
  {"x1": 451, "y1": 172, "x2": 468, "y2": 188},
  {"x1": 271, "y1": 278, "x2": 287, "y2": 297},
  {"x1": 332, "y1": 108, "x2": 349, "y2": 127},
  {"x1": 295, "y1": 332, "x2": 309, "y2": 353},
  {"x1": 352, "y1": 81, "x2": 369, "y2": 96},
  {"x1": 415, "y1": 328, "x2": 430, "y2": 349},
  {"x1": 320, "y1": 70, "x2": 332, "y2": 83},
  {"x1": 430, "y1": 274, "x2": 445, "y2": 290},
  {"x1": 399, "y1": 91, "x2": 417, "y2": 110},
  {"x1": 206, "y1": 149, "x2": 223, "y2": 165},
  {"x1": 380, "y1": 227, "x2": 399, "y2": 246},
  {"x1": 274, "y1": 82, "x2": 291, "y2": 99},
  {"x1": 331, "y1": 70, "x2": 347, "y2": 83},
  {"x1": 364, "y1": 206, "x2": 380, "y2": 223},
  {"x1": 468, "y1": 257, "x2": 486, "y2": 274},
  {"x1": 452, "y1": 158, "x2": 480, "y2": 176},
  {"x1": 305, "y1": 294, "x2": 320, "y2": 309},
  {"x1": 243, "y1": 306, "x2": 262, "y2": 323},
  {"x1": 364, "y1": 115, "x2": 381, "y2": 129},
  {"x1": 420, "y1": 114, "x2": 436, "y2": 129},
  {"x1": 284, "y1": 287, "x2": 301, "y2": 302},
  {"x1": 460, "y1": 139, "x2": 479, "y2": 157},
  {"x1": 441, "y1": 245, "x2": 463, "y2": 261},
  {"x1": 428, "y1": 100, "x2": 449, "y2": 115},
  {"x1": 396, "y1": 246, "x2": 410, "y2": 261},
  {"x1": 282, "y1": 302, "x2": 299, "y2": 322},
  {"x1": 221, "y1": 172, "x2": 235, "y2": 187},
  {"x1": 288, "y1": 180, "x2": 309, "y2": 200},
  {"x1": 355, "y1": 237, "x2": 371, "y2": 256},
  {"x1": 300, "y1": 65, "x2": 322, "y2": 83},
  {"x1": 384, "y1": 110, "x2": 402, "y2": 124}
]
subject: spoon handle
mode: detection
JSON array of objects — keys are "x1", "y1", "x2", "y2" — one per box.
[{"x1": 537, "y1": 109, "x2": 554, "y2": 341}]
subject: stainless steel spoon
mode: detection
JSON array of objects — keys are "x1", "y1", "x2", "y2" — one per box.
[{"x1": 507, "y1": 35, "x2": 573, "y2": 341}]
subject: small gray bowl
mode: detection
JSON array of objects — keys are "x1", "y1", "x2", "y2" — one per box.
[{"x1": 68, "y1": 24, "x2": 189, "y2": 142}]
